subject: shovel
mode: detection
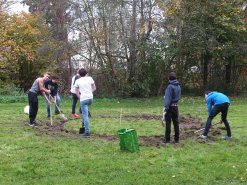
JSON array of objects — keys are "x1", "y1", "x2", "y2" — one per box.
[
  {"x1": 194, "y1": 121, "x2": 222, "y2": 133},
  {"x1": 49, "y1": 100, "x2": 53, "y2": 125},
  {"x1": 44, "y1": 94, "x2": 53, "y2": 125},
  {"x1": 49, "y1": 95, "x2": 68, "y2": 122}
]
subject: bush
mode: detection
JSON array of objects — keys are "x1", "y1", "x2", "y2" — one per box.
[
  {"x1": 0, "y1": 83, "x2": 26, "y2": 96},
  {"x1": 0, "y1": 96, "x2": 28, "y2": 103}
]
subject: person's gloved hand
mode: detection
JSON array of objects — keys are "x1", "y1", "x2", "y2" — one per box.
[{"x1": 161, "y1": 110, "x2": 166, "y2": 127}]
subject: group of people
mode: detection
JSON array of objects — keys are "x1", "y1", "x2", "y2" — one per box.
[
  {"x1": 162, "y1": 72, "x2": 232, "y2": 144},
  {"x1": 28, "y1": 68, "x2": 96, "y2": 138},
  {"x1": 27, "y1": 70, "x2": 232, "y2": 142}
]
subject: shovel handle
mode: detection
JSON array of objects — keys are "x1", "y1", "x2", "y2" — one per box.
[
  {"x1": 194, "y1": 127, "x2": 205, "y2": 133},
  {"x1": 194, "y1": 121, "x2": 221, "y2": 133},
  {"x1": 49, "y1": 95, "x2": 68, "y2": 121},
  {"x1": 49, "y1": 98, "x2": 53, "y2": 126},
  {"x1": 49, "y1": 95, "x2": 62, "y2": 114}
]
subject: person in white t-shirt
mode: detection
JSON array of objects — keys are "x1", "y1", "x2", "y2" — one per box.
[
  {"x1": 70, "y1": 70, "x2": 81, "y2": 118},
  {"x1": 75, "y1": 68, "x2": 96, "y2": 138}
]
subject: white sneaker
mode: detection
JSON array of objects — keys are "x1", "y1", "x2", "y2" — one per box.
[
  {"x1": 222, "y1": 135, "x2": 231, "y2": 140},
  {"x1": 198, "y1": 134, "x2": 207, "y2": 139}
]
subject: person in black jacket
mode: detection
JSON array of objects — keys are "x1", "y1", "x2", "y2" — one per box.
[
  {"x1": 162, "y1": 72, "x2": 181, "y2": 144},
  {"x1": 44, "y1": 75, "x2": 60, "y2": 117}
]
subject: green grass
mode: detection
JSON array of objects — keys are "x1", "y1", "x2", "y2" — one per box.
[{"x1": 0, "y1": 96, "x2": 247, "y2": 184}]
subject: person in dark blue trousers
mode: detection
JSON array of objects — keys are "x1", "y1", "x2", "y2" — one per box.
[
  {"x1": 199, "y1": 91, "x2": 232, "y2": 140},
  {"x1": 162, "y1": 72, "x2": 181, "y2": 144}
]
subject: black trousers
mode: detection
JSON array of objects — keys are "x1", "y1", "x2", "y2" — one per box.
[
  {"x1": 71, "y1": 93, "x2": 81, "y2": 114},
  {"x1": 28, "y1": 91, "x2": 38, "y2": 124},
  {"x1": 165, "y1": 106, "x2": 179, "y2": 142},
  {"x1": 203, "y1": 103, "x2": 231, "y2": 137}
]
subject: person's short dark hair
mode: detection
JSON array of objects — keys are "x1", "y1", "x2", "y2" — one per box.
[
  {"x1": 79, "y1": 68, "x2": 88, "y2": 77},
  {"x1": 50, "y1": 75, "x2": 59, "y2": 80},
  {"x1": 204, "y1": 91, "x2": 211, "y2": 95},
  {"x1": 168, "y1": 72, "x2": 176, "y2": 80}
]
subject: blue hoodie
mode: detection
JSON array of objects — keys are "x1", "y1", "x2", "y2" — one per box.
[
  {"x1": 206, "y1": 91, "x2": 230, "y2": 115},
  {"x1": 164, "y1": 80, "x2": 181, "y2": 112}
]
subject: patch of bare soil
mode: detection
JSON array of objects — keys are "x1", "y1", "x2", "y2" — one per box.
[{"x1": 24, "y1": 114, "x2": 223, "y2": 147}]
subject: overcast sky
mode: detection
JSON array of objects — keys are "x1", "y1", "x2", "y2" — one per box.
[{"x1": 9, "y1": 1, "x2": 29, "y2": 13}]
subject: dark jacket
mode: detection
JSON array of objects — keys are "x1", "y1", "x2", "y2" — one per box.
[
  {"x1": 164, "y1": 80, "x2": 181, "y2": 112},
  {"x1": 44, "y1": 80, "x2": 58, "y2": 97}
]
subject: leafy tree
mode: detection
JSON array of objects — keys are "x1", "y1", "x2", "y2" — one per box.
[
  {"x1": 158, "y1": 0, "x2": 247, "y2": 94},
  {"x1": 0, "y1": 12, "x2": 55, "y2": 90},
  {"x1": 24, "y1": 0, "x2": 74, "y2": 90}
]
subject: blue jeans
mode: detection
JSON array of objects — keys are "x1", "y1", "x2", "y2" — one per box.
[
  {"x1": 46, "y1": 94, "x2": 61, "y2": 117},
  {"x1": 80, "y1": 99, "x2": 92, "y2": 134}
]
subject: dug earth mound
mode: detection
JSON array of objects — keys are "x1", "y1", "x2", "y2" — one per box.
[{"x1": 25, "y1": 114, "x2": 223, "y2": 147}]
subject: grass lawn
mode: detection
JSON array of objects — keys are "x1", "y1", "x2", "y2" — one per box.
[{"x1": 0, "y1": 96, "x2": 247, "y2": 184}]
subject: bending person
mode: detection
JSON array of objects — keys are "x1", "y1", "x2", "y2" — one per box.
[
  {"x1": 199, "y1": 91, "x2": 231, "y2": 140},
  {"x1": 44, "y1": 75, "x2": 61, "y2": 117},
  {"x1": 28, "y1": 72, "x2": 51, "y2": 126}
]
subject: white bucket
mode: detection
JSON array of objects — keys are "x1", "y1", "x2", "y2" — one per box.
[{"x1": 24, "y1": 105, "x2": 30, "y2": 114}]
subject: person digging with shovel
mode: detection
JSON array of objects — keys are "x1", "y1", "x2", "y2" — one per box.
[
  {"x1": 28, "y1": 72, "x2": 51, "y2": 127},
  {"x1": 161, "y1": 72, "x2": 181, "y2": 145},
  {"x1": 44, "y1": 75, "x2": 61, "y2": 118},
  {"x1": 75, "y1": 68, "x2": 96, "y2": 138},
  {"x1": 199, "y1": 91, "x2": 232, "y2": 140}
]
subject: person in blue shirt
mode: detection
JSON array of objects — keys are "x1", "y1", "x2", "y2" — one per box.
[
  {"x1": 162, "y1": 72, "x2": 181, "y2": 144},
  {"x1": 44, "y1": 75, "x2": 61, "y2": 118},
  {"x1": 199, "y1": 91, "x2": 231, "y2": 140}
]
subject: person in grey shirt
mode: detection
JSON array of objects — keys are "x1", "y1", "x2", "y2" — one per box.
[{"x1": 28, "y1": 72, "x2": 51, "y2": 126}]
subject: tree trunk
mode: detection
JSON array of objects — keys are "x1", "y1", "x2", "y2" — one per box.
[
  {"x1": 225, "y1": 60, "x2": 232, "y2": 93},
  {"x1": 128, "y1": 0, "x2": 137, "y2": 83},
  {"x1": 202, "y1": 53, "x2": 211, "y2": 89}
]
